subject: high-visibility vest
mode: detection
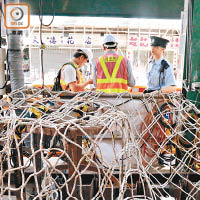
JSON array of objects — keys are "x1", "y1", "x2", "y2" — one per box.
[
  {"x1": 96, "y1": 53, "x2": 128, "y2": 93},
  {"x1": 60, "y1": 62, "x2": 84, "y2": 91}
]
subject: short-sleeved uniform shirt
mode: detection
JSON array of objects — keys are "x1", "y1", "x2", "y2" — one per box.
[
  {"x1": 147, "y1": 57, "x2": 176, "y2": 91},
  {"x1": 61, "y1": 64, "x2": 77, "y2": 85}
]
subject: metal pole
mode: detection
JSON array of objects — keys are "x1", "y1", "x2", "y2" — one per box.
[
  {"x1": 6, "y1": 0, "x2": 24, "y2": 92},
  {"x1": 0, "y1": 2, "x2": 6, "y2": 96}
]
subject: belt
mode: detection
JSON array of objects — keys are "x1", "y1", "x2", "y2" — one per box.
[{"x1": 143, "y1": 89, "x2": 156, "y2": 94}]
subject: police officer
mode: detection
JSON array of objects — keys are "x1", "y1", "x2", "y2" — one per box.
[
  {"x1": 60, "y1": 48, "x2": 93, "y2": 92},
  {"x1": 93, "y1": 34, "x2": 135, "y2": 93},
  {"x1": 144, "y1": 36, "x2": 176, "y2": 94}
]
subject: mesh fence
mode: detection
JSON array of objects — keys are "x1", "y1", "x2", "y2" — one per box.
[{"x1": 0, "y1": 87, "x2": 200, "y2": 200}]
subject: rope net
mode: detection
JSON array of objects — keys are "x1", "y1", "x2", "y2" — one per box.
[{"x1": 0, "y1": 87, "x2": 200, "y2": 200}]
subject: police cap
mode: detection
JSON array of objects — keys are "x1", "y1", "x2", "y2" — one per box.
[{"x1": 150, "y1": 36, "x2": 169, "y2": 48}]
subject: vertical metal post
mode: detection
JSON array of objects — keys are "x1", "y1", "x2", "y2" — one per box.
[
  {"x1": 0, "y1": 2, "x2": 6, "y2": 96},
  {"x1": 186, "y1": 0, "x2": 200, "y2": 108},
  {"x1": 6, "y1": 0, "x2": 24, "y2": 92}
]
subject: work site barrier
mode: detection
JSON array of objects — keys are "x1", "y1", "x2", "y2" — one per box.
[{"x1": 0, "y1": 87, "x2": 199, "y2": 200}]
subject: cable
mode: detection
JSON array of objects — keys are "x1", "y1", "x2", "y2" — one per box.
[
  {"x1": 186, "y1": 0, "x2": 193, "y2": 91},
  {"x1": 39, "y1": 0, "x2": 55, "y2": 27},
  {"x1": 115, "y1": 98, "x2": 133, "y2": 107},
  {"x1": 38, "y1": 0, "x2": 55, "y2": 91},
  {"x1": 139, "y1": 98, "x2": 150, "y2": 113},
  {"x1": 38, "y1": 0, "x2": 45, "y2": 90}
]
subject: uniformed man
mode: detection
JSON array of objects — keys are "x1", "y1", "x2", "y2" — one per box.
[
  {"x1": 144, "y1": 36, "x2": 176, "y2": 94},
  {"x1": 59, "y1": 48, "x2": 93, "y2": 92},
  {"x1": 93, "y1": 34, "x2": 135, "y2": 93}
]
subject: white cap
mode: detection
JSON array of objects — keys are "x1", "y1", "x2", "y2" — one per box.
[
  {"x1": 79, "y1": 48, "x2": 93, "y2": 62},
  {"x1": 103, "y1": 34, "x2": 117, "y2": 44}
]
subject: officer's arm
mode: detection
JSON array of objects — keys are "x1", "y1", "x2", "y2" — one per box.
[
  {"x1": 161, "y1": 65, "x2": 176, "y2": 93},
  {"x1": 68, "y1": 80, "x2": 93, "y2": 92},
  {"x1": 127, "y1": 60, "x2": 136, "y2": 87},
  {"x1": 161, "y1": 85, "x2": 177, "y2": 93}
]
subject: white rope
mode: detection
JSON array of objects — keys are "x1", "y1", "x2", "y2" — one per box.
[{"x1": 0, "y1": 87, "x2": 199, "y2": 199}]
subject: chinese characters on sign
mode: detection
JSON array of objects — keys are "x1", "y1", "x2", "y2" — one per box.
[
  {"x1": 128, "y1": 36, "x2": 149, "y2": 48},
  {"x1": 50, "y1": 36, "x2": 56, "y2": 44},
  {"x1": 30, "y1": 34, "x2": 179, "y2": 50},
  {"x1": 169, "y1": 37, "x2": 179, "y2": 48},
  {"x1": 173, "y1": 52, "x2": 177, "y2": 69},
  {"x1": 126, "y1": 50, "x2": 133, "y2": 63},
  {"x1": 128, "y1": 35, "x2": 179, "y2": 49},
  {"x1": 33, "y1": 36, "x2": 39, "y2": 44},
  {"x1": 67, "y1": 36, "x2": 75, "y2": 45},
  {"x1": 31, "y1": 35, "x2": 94, "y2": 46},
  {"x1": 85, "y1": 36, "x2": 92, "y2": 45}
]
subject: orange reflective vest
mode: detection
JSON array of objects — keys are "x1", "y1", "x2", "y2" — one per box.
[
  {"x1": 96, "y1": 53, "x2": 128, "y2": 93},
  {"x1": 60, "y1": 62, "x2": 84, "y2": 91}
]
